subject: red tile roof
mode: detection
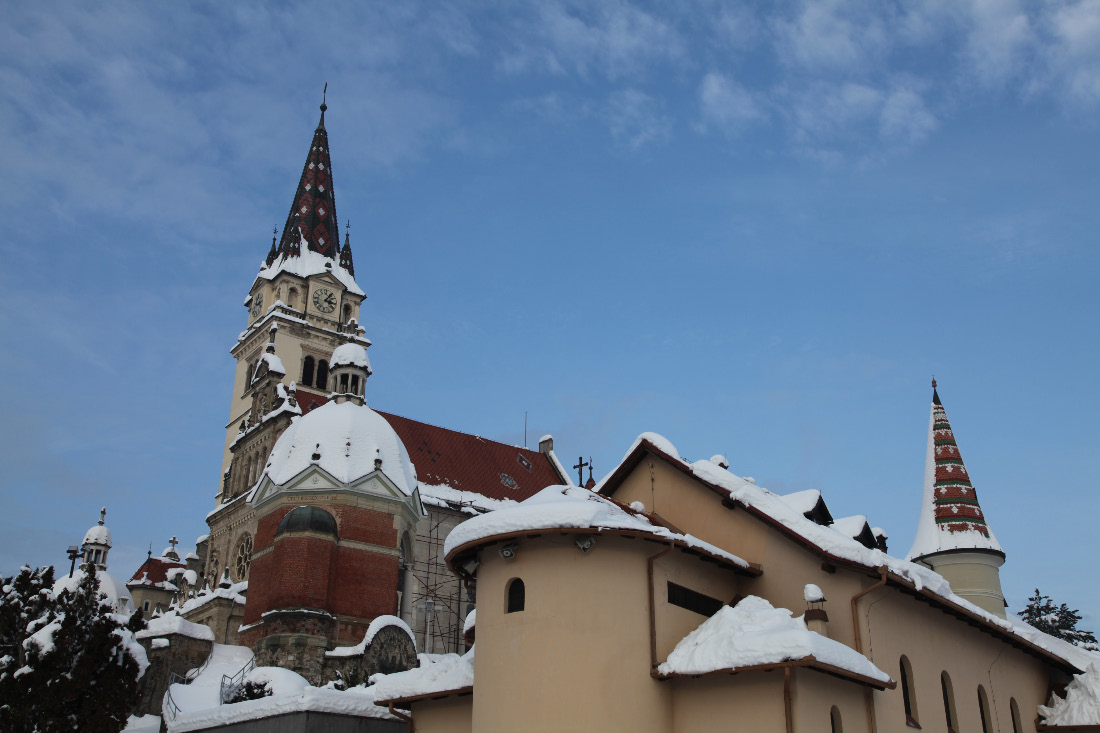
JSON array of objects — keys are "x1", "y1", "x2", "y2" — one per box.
[
  {"x1": 286, "y1": 390, "x2": 565, "y2": 502},
  {"x1": 127, "y1": 556, "x2": 186, "y2": 586},
  {"x1": 378, "y1": 410, "x2": 565, "y2": 502}
]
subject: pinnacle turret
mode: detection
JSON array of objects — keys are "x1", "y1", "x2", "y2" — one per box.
[
  {"x1": 340, "y1": 224, "x2": 355, "y2": 276},
  {"x1": 275, "y1": 98, "x2": 340, "y2": 260}
]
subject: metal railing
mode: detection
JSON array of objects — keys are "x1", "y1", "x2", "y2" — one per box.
[
  {"x1": 219, "y1": 655, "x2": 256, "y2": 704},
  {"x1": 161, "y1": 652, "x2": 213, "y2": 722}
]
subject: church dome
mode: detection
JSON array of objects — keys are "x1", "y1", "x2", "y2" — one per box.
[
  {"x1": 263, "y1": 401, "x2": 417, "y2": 494},
  {"x1": 53, "y1": 569, "x2": 134, "y2": 614},
  {"x1": 277, "y1": 506, "x2": 338, "y2": 536},
  {"x1": 331, "y1": 343, "x2": 371, "y2": 372},
  {"x1": 83, "y1": 523, "x2": 112, "y2": 548}
]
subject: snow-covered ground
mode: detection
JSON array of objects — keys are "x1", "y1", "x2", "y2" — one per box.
[{"x1": 165, "y1": 643, "x2": 254, "y2": 715}]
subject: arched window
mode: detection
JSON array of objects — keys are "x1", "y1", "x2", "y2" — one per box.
[
  {"x1": 301, "y1": 356, "x2": 315, "y2": 387},
  {"x1": 830, "y1": 706, "x2": 843, "y2": 733},
  {"x1": 340, "y1": 373, "x2": 349, "y2": 392},
  {"x1": 316, "y1": 360, "x2": 329, "y2": 390},
  {"x1": 288, "y1": 287, "x2": 299, "y2": 310},
  {"x1": 900, "y1": 655, "x2": 919, "y2": 726},
  {"x1": 978, "y1": 685, "x2": 993, "y2": 733},
  {"x1": 351, "y1": 375, "x2": 360, "y2": 394},
  {"x1": 342, "y1": 303, "x2": 352, "y2": 323},
  {"x1": 1010, "y1": 698, "x2": 1022, "y2": 733},
  {"x1": 506, "y1": 578, "x2": 525, "y2": 613},
  {"x1": 941, "y1": 672, "x2": 958, "y2": 733}
]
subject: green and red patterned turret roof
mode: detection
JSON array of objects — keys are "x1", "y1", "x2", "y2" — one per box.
[
  {"x1": 276, "y1": 100, "x2": 340, "y2": 259},
  {"x1": 908, "y1": 380, "x2": 1003, "y2": 562}
]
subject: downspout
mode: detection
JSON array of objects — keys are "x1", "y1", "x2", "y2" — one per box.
[
  {"x1": 784, "y1": 666, "x2": 794, "y2": 733},
  {"x1": 851, "y1": 566, "x2": 888, "y2": 733},
  {"x1": 388, "y1": 703, "x2": 414, "y2": 733},
  {"x1": 647, "y1": 543, "x2": 675, "y2": 669}
]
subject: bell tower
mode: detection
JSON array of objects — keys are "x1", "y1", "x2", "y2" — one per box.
[{"x1": 218, "y1": 97, "x2": 370, "y2": 506}]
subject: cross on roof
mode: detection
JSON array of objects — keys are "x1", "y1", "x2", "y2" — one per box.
[{"x1": 573, "y1": 456, "x2": 589, "y2": 486}]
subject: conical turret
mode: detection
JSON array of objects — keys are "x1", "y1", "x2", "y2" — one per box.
[
  {"x1": 340, "y1": 226, "x2": 355, "y2": 277},
  {"x1": 909, "y1": 380, "x2": 1006, "y2": 617}
]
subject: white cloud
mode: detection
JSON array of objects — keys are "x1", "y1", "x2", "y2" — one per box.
[
  {"x1": 698, "y1": 72, "x2": 764, "y2": 134},
  {"x1": 771, "y1": 0, "x2": 887, "y2": 73},
  {"x1": 604, "y1": 89, "x2": 672, "y2": 150},
  {"x1": 959, "y1": 0, "x2": 1033, "y2": 88},
  {"x1": 1045, "y1": 0, "x2": 1100, "y2": 105},
  {"x1": 879, "y1": 88, "x2": 938, "y2": 145}
]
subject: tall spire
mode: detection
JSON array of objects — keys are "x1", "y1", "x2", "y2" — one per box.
[
  {"x1": 276, "y1": 88, "x2": 340, "y2": 260},
  {"x1": 909, "y1": 380, "x2": 1003, "y2": 562}
]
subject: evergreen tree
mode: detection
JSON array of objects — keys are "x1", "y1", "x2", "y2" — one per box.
[
  {"x1": 1020, "y1": 589, "x2": 1099, "y2": 650},
  {"x1": 0, "y1": 566, "x2": 147, "y2": 733}
]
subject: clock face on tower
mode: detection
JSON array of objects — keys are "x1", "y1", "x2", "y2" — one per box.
[
  {"x1": 250, "y1": 292, "x2": 264, "y2": 319},
  {"x1": 312, "y1": 288, "x2": 337, "y2": 313}
]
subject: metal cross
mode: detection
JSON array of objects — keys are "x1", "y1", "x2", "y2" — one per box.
[{"x1": 573, "y1": 456, "x2": 589, "y2": 486}]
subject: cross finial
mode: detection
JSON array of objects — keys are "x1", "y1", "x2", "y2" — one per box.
[
  {"x1": 99, "y1": 507, "x2": 106, "y2": 526},
  {"x1": 588, "y1": 458, "x2": 594, "y2": 482},
  {"x1": 932, "y1": 376, "x2": 937, "y2": 389},
  {"x1": 573, "y1": 456, "x2": 590, "y2": 486},
  {"x1": 169, "y1": 536, "x2": 178, "y2": 550}
]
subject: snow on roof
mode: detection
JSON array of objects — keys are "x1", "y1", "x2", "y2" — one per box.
[
  {"x1": 908, "y1": 391, "x2": 1002, "y2": 560},
  {"x1": 830, "y1": 515, "x2": 871, "y2": 539},
  {"x1": 137, "y1": 615, "x2": 215, "y2": 642},
  {"x1": 330, "y1": 343, "x2": 370, "y2": 370},
  {"x1": 263, "y1": 401, "x2": 417, "y2": 495},
  {"x1": 255, "y1": 247, "x2": 364, "y2": 296},
  {"x1": 443, "y1": 484, "x2": 750, "y2": 571},
  {"x1": 781, "y1": 490, "x2": 823, "y2": 516},
  {"x1": 326, "y1": 615, "x2": 414, "y2": 658},
  {"x1": 419, "y1": 482, "x2": 517, "y2": 515},
  {"x1": 1039, "y1": 663, "x2": 1100, "y2": 726},
  {"x1": 373, "y1": 647, "x2": 476, "y2": 704},
  {"x1": 255, "y1": 351, "x2": 285, "y2": 377},
  {"x1": 604, "y1": 433, "x2": 1096, "y2": 674},
  {"x1": 657, "y1": 596, "x2": 891, "y2": 686},
  {"x1": 179, "y1": 581, "x2": 247, "y2": 614},
  {"x1": 83, "y1": 523, "x2": 112, "y2": 547}
]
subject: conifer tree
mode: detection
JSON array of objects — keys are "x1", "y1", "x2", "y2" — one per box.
[
  {"x1": 0, "y1": 566, "x2": 147, "y2": 733},
  {"x1": 1020, "y1": 589, "x2": 1099, "y2": 650}
]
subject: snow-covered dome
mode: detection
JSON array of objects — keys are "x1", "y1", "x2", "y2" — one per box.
[
  {"x1": 83, "y1": 523, "x2": 112, "y2": 548},
  {"x1": 263, "y1": 401, "x2": 417, "y2": 494},
  {"x1": 330, "y1": 343, "x2": 371, "y2": 371},
  {"x1": 53, "y1": 569, "x2": 134, "y2": 614}
]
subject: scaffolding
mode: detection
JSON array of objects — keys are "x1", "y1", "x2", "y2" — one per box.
[{"x1": 409, "y1": 506, "x2": 471, "y2": 655}]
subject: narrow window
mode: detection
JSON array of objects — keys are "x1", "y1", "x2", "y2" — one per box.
[
  {"x1": 1010, "y1": 698, "x2": 1022, "y2": 733},
  {"x1": 143, "y1": 600, "x2": 150, "y2": 612},
  {"x1": 900, "y1": 655, "x2": 919, "y2": 727},
  {"x1": 941, "y1": 672, "x2": 957, "y2": 733},
  {"x1": 340, "y1": 373, "x2": 349, "y2": 392},
  {"x1": 343, "y1": 304, "x2": 351, "y2": 323},
  {"x1": 830, "y1": 706, "x2": 843, "y2": 733},
  {"x1": 316, "y1": 360, "x2": 329, "y2": 390},
  {"x1": 667, "y1": 582, "x2": 724, "y2": 617},
  {"x1": 288, "y1": 287, "x2": 299, "y2": 310},
  {"x1": 978, "y1": 686, "x2": 992, "y2": 733},
  {"x1": 351, "y1": 375, "x2": 360, "y2": 394},
  {"x1": 301, "y1": 356, "x2": 315, "y2": 387},
  {"x1": 506, "y1": 578, "x2": 525, "y2": 613}
]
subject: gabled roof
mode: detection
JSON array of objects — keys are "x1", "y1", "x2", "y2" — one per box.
[
  {"x1": 275, "y1": 390, "x2": 566, "y2": 503},
  {"x1": 908, "y1": 381, "x2": 1002, "y2": 561},
  {"x1": 126, "y1": 555, "x2": 185, "y2": 588}
]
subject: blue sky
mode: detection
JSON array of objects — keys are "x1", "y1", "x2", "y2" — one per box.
[{"x1": 1, "y1": 1, "x2": 1097, "y2": 625}]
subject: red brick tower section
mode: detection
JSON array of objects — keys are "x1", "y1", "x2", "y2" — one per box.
[
  {"x1": 241, "y1": 502, "x2": 406, "y2": 679},
  {"x1": 928, "y1": 382, "x2": 993, "y2": 535}
]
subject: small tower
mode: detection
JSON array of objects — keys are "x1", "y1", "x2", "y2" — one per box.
[
  {"x1": 82, "y1": 507, "x2": 112, "y2": 571},
  {"x1": 908, "y1": 381, "x2": 1007, "y2": 618},
  {"x1": 328, "y1": 343, "x2": 372, "y2": 405}
]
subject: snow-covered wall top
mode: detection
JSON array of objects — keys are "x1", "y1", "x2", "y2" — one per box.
[
  {"x1": 330, "y1": 343, "x2": 370, "y2": 370},
  {"x1": 256, "y1": 249, "x2": 364, "y2": 296},
  {"x1": 263, "y1": 401, "x2": 417, "y2": 494},
  {"x1": 373, "y1": 648, "x2": 476, "y2": 703},
  {"x1": 443, "y1": 484, "x2": 750, "y2": 570}
]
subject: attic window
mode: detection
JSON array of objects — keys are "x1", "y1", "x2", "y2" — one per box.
[{"x1": 667, "y1": 582, "x2": 723, "y2": 617}]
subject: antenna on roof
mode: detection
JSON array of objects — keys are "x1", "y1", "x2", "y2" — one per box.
[{"x1": 524, "y1": 411, "x2": 528, "y2": 448}]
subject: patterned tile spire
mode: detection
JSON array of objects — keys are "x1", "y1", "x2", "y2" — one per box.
[
  {"x1": 908, "y1": 380, "x2": 1003, "y2": 561},
  {"x1": 276, "y1": 91, "x2": 339, "y2": 260}
]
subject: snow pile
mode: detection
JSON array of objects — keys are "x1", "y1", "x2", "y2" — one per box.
[
  {"x1": 830, "y1": 516, "x2": 871, "y2": 540},
  {"x1": 165, "y1": 643, "x2": 254, "y2": 716},
  {"x1": 443, "y1": 485, "x2": 749, "y2": 569},
  {"x1": 166, "y1": 568, "x2": 198, "y2": 587},
  {"x1": 137, "y1": 615, "x2": 215, "y2": 642},
  {"x1": 124, "y1": 714, "x2": 161, "y2": 731},
  {"x1": 326, "y1": 615, "x2": 415, "y2": 658},
  {"x1": 178, "y1": 581, "x2": 247, "y2": 614},
  {"x1": 463, "y1": 609, "x2": 476, "y2": 636},
  {"x1": 373, "y1": 647, "x2": 476, "y2": 702},
  {"x1": 257, "y1": 248, "x2": 364, "y2": 296},
  {"x1": 657, "y1": 596, "x2": 890, "y2": 683},
  {"x1": 263, "y1": 401, "x2": 418, "y2": 494},
  {"x1": 167, "y1": 684, "x2": 397, "y2": 732},
  {"x1": 330, "y1": 343, "x2": 371, "y2": 370},
  {"x1": 1039, "y1": 664, "x2": 1100, "y2": 726},
  {"x1": 420, "y1": 482, "x2": 518, "y2": 515},
  {"x1": 255, "y1": 351, "x2": 285, "y2": 377},
  {"x1": 781, "y1": 490, "x2": 824, "y2": 516},
  {"x1": 245, "y1": 666, "x2": 309, "y2": 696}
]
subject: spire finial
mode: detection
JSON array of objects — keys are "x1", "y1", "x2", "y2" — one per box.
[
  {"x1": 99, "y1": 507, "x2": 106, "y2": 526},
  {"x1": 932, "y1": 376, "x2": 937, "y2": 389},
  {"x1": 318, "y1": 82, "x2": 328, "y2": 127}
]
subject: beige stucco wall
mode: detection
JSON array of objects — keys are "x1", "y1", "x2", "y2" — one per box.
[
  {"x1": 410, "y1": 696, "x2": 473, "y2": 733},
  {"x1": 792, "y1": 667, "x2": 871, "y2": 733},
  {"x1": 923, "y1": 550, "x2": 1007, "y2": 618},
  {"x1": 471, "y1": 534, "x2": 673, "y2": 733},
  {"x1": 670, "y1": 672, "x2": 787, "y2": 732}
]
